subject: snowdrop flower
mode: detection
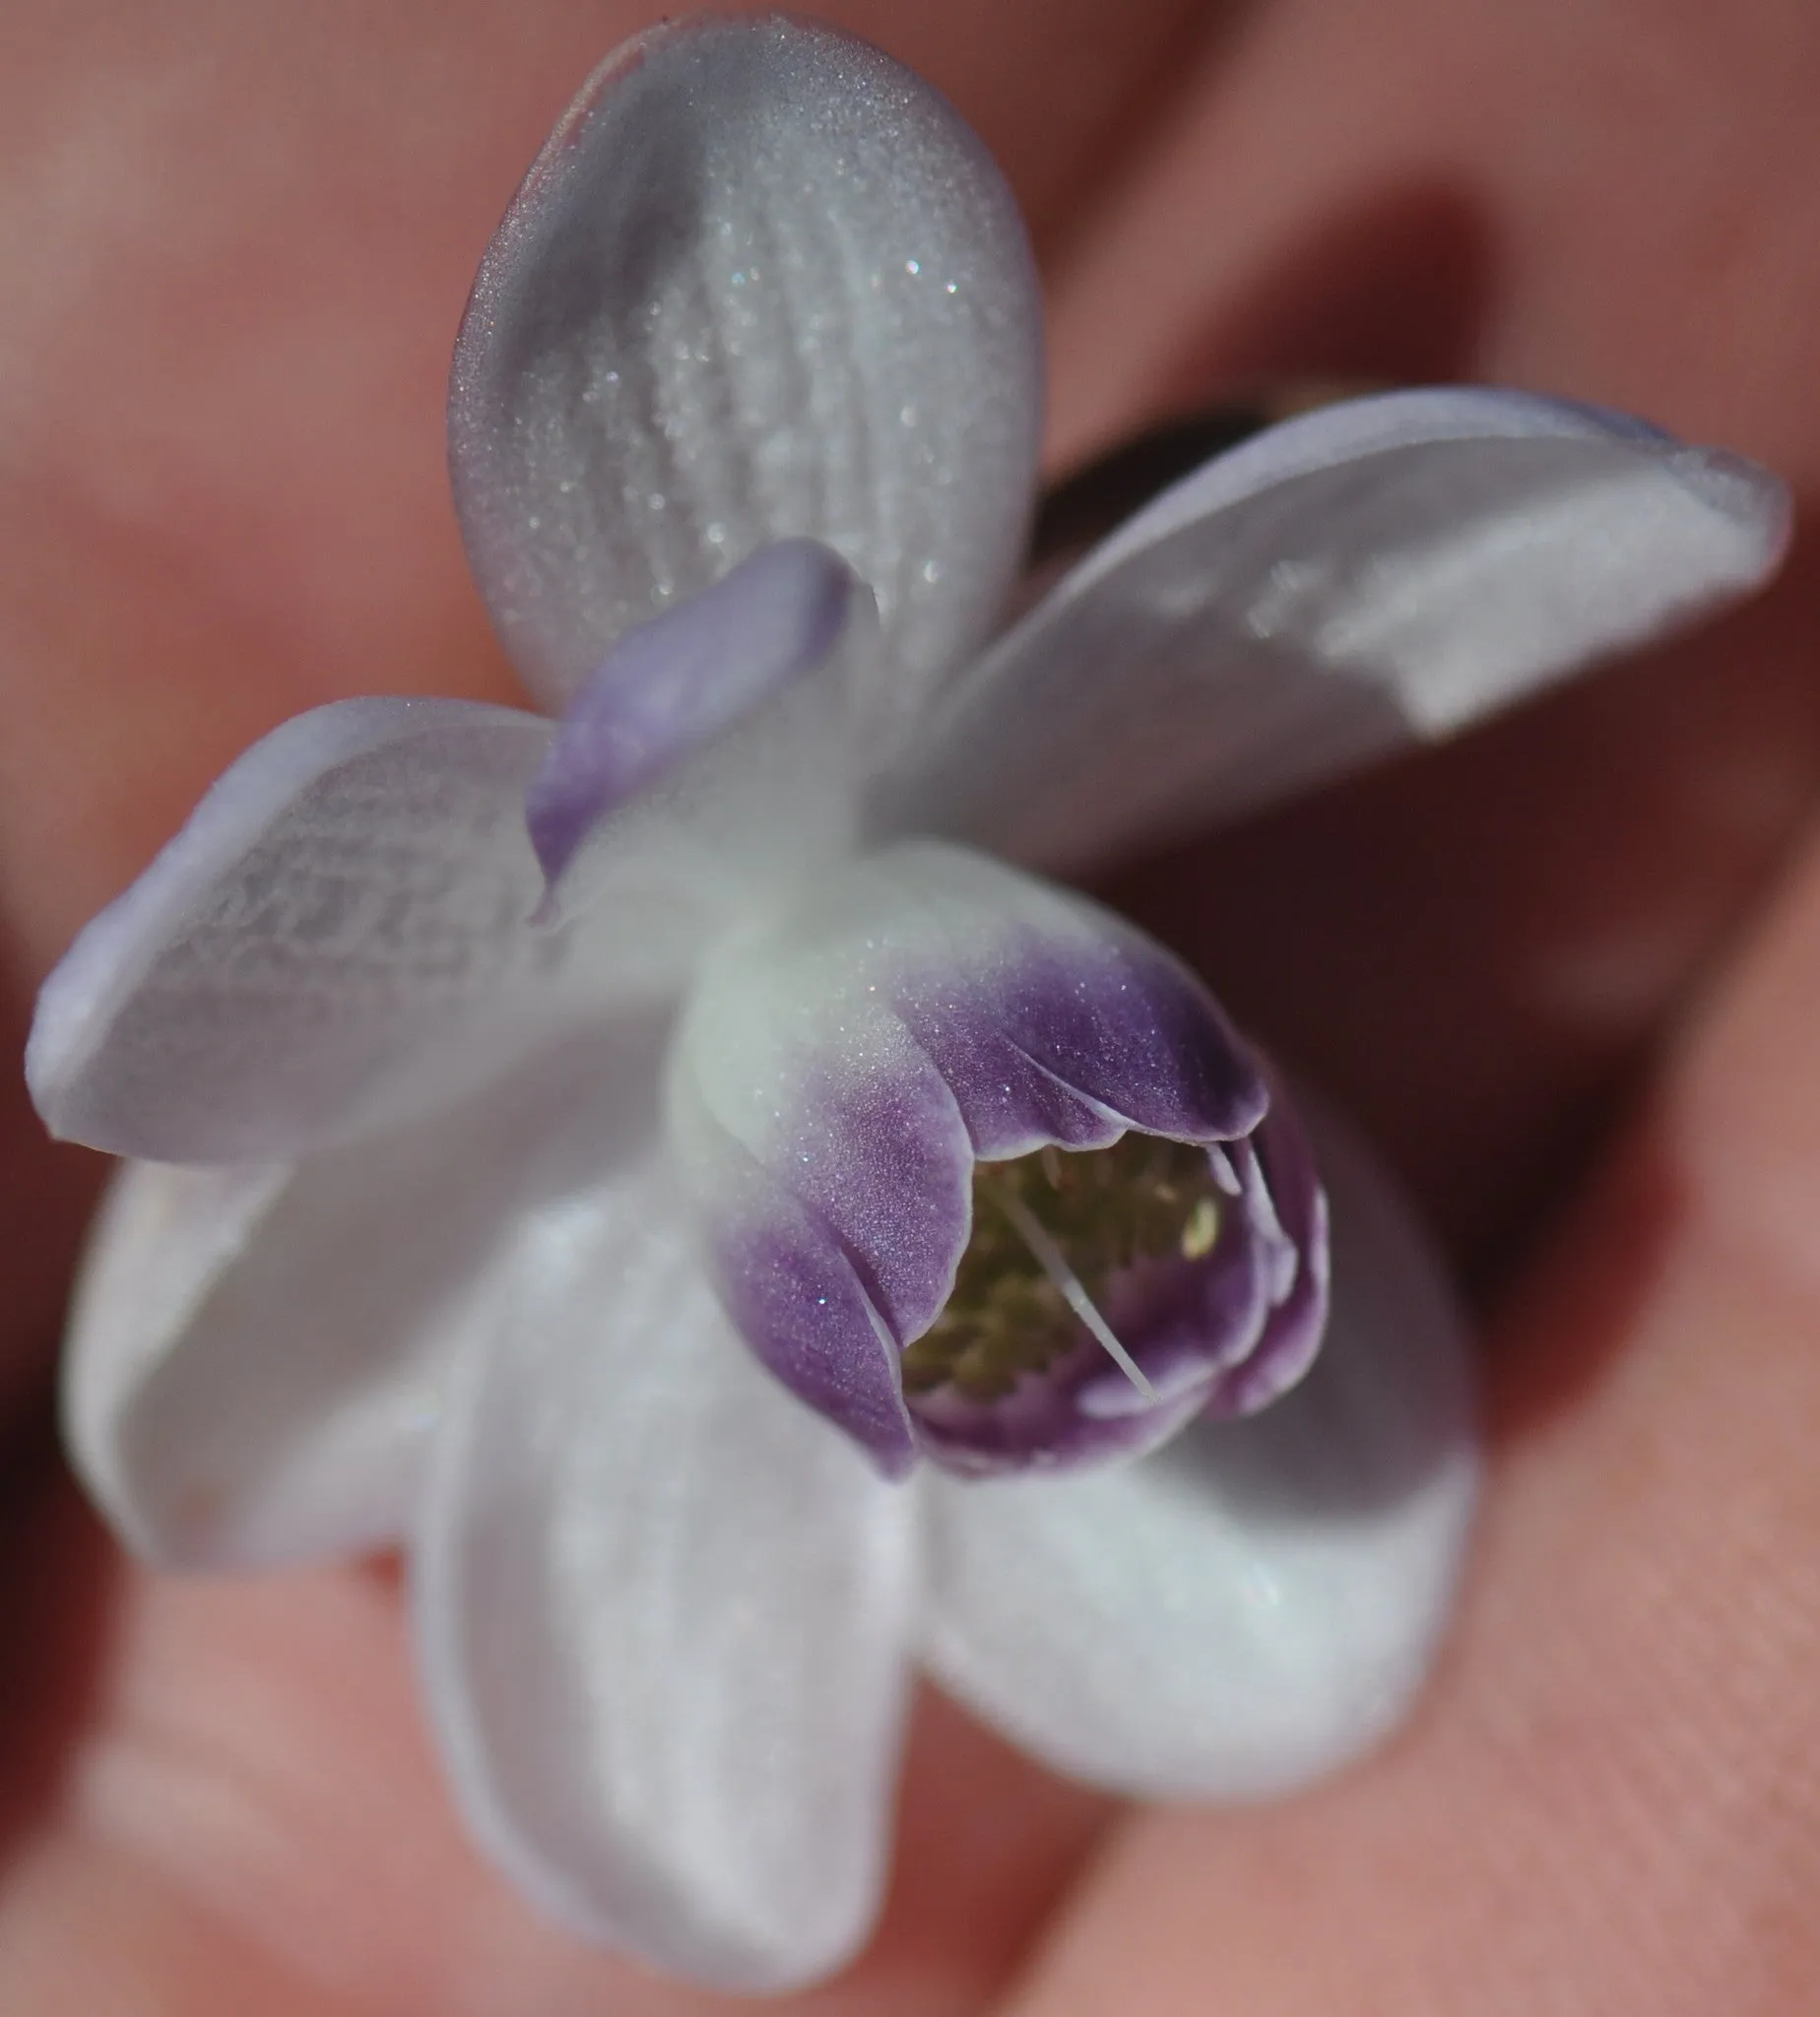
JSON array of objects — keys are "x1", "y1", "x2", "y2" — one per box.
[{"x1": 26, "y1": 14, "x2": 1788, "y2": 1995}]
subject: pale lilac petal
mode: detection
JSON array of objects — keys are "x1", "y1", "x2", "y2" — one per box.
[
  {"x1": 26, "y1": 697, "x2": 583, "y2": 1161},
  {"x1": 885, "y1": 389, "x2": 1792, "y2": 872},
  {"x1": 526, "y1": 539, "x2": 859, "y2": 893},
  {"x1": 27, "y1": 687, "x2": 831, "y2": 1163},
  {"x1": 413, "y1": 1163, "x2": 916, "y2": 1992},
  {"x1": 919, "y1": 1100, "x2": 1475, "y2": 1797},
  {"x1": 669, "y1": 843, "x2": 1298, "y2": 1475},
  {"x1": 65, "y1": 1017, "x2": 671, "y2": 1568},
  {"x1": 449, "y1": 16, "x2": 1042, "y2": 728}
]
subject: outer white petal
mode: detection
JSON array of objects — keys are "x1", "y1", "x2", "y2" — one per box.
[
  {"x1": 414, "y1": 1164, "x2": 917, "y2": 1992},
  {"x1": 917, "y1": 1100, "x2": 1477, "y2": 1798},
  {"x1": 449, "y1": 15, "x2": 1043, "y2": 737},
  {"x1": 28, "y1": 688, "x2": 835, "y2": 1163},
  {"x1": 885, "y1": 389, "x2": 1792, "y2": 872},
  {"x1": 65, "y1": 1017, "x2": 671, "y2": 1569},
  {"x1": 29, "y1": 697, "x2": 572, "y2": 1160}
]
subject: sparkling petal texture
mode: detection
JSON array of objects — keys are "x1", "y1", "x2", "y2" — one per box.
[
  {"x1": 449, "y1": 15, "x2": 1043, "y2": 734},
  {"x1": 670, "y1": 842, "x2": 1309, "y2": 1474},
  {"x1": 917, "y1": 1099, "x2": 1475, "y2": 1796},
  {"x1": 63, "y1": 1019, "x2": 671, "y2": 1568},
  {"x1": 885, "y1": 388, "x2": 1794, "y2": 872},
  {"x1": 526, "y1": 538, "x2": 859, "y2": 892},
  {"x1": 414, "y1": 1165, "x2": 916, "y2": 1993}
]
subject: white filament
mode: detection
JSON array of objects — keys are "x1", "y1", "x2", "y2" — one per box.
[{"x1": 985, "y1": 1179, "x2": 1158, "y2": 1401}]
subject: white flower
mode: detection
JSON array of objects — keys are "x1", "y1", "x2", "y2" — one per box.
[{"x1": 25, "y1": 15, "x2": 1788, "y2": 1994}]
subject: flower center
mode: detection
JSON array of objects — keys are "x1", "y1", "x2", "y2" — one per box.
[{"x1": 899, "y1": 1134, "x2": 1228, "y2": 1404}]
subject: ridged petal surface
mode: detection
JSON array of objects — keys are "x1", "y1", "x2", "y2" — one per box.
[
  {"x1": 28, "y1": 698, "x2": 577, "y2": 1160},
  {"x1": 27, "y1": 682, "x2": 849, "y2": 1163},
  {"x1": 886, "y1": 389, "x2": 1792, "y2": 871},
  {"x1": 449, "y1": 15, "x2": 1043, "y2": 732}
]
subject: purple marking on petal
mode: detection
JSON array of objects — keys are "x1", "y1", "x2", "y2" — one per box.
[
  {"x1": 763, "y1": 1064, "x2": 977, "y2": 1354},
  {"x1": 895, "y1": 930, "x2": 1267, "y2": 1157},
  {"x1": 677, "y1": 1032, "x2": 976, "y2": 1476},
  {"x1": 910, "y1": 1360, "x2": 1212, "y2": 1476},
  {"x1": 682, "y1": 1111, "x2": 921, "y2": 1479},
  {"x1": 671, "y1": 843, "x2": 1321, "y2": 1478},
  {"x1": 525, "y1": 540, "x2": 855, "y2": 896},
  {"x1": 862, "y1": 851, "x2": 1268, "y2": 1157},
  {"x1": 670, "y1": 918, "x2": 983, "y2": 1477},
  {"x1": 898, "y1": 1081, "x2": 1329, "y2": 1477}
]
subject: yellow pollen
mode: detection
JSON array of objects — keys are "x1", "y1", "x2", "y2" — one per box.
[{"x1": 1181, "y1": 1195, "x2": 1219, "y2": 1260}]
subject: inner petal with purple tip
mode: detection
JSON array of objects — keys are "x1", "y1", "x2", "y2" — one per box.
[
  {"x1": 525, "y1": 539, "x2": 867, "y2": 908},
  {"x1": 668, "y1": 841, "x2": 1326, "y2": 1476}
]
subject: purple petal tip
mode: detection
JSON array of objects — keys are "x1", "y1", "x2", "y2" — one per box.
[{"x1": 525, "y1": 539, "x2": 856, "y2": 891}]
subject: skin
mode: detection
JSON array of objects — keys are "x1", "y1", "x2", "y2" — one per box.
[{"x1": 2, "y1": 0, "x2": 1819, "y2": 2009}]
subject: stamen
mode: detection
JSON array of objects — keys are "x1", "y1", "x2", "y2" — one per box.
[
  {"x1": 899, "y1": 1133, "x2": 1225, "y2": 1405},
  {"x1": 981, "y1": 1173, "x2": 1158, "y2": 1401}
]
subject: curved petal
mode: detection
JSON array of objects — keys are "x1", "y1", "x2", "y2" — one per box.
[
  {"x1": 668, "y1": 1069, "x2": 934, "y2": 1480},
  {"x1": 449, "y1": 15, "x2": 1043, "y2": 731},
  {"x1": 527, "y1": 539, "x2": 861, "y2": 892},
  {"x1": 541, "y1": 548, "x2": 876, "y2": 929},
  {"x1": 884, "y1": 389, "x2": 1792, "y2": 872},
  {"x1": 669, "y1": 841, "x2": 1274, "y2": 1473},
  {"x1": 917, "y1": 1100, "x2": 1477, "y2": 1798},
  {"x1": 65, "y1": 1016, "x2": 671, "y2": 1569},
  {"x1": 414, "y1": 1165, "x2": 916, "y2": 1992},
  {"x1": 853, "y1": 844, "x2": 1267, "y2": 1155},
  {"x1": 30, "y1": 697, "x2": 564, "y2": 1159},
  {"x1": 28, "y1": 688, "x2": 827, "y2": 1163}
]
